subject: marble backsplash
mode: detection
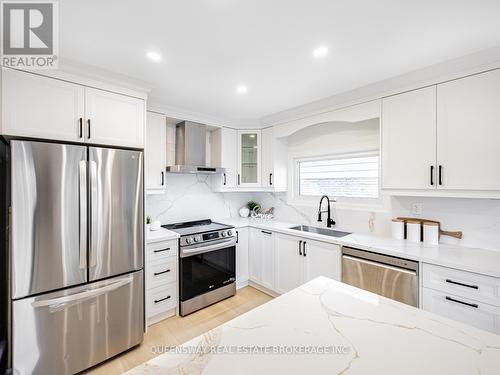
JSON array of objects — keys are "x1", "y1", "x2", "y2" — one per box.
[{"x1": 146, "y1": 175, "x2": 500, "y2": 252}]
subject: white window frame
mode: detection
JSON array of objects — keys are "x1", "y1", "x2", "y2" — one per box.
[{"x1": 289, "y1": 150, "x2": 387, "y2": 211}]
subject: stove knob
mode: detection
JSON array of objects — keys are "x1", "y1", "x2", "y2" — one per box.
[
  {"x1": 185, "y1": 238, "x2": 192, "y2": 244},
  {"x1": 227, "y1": 230, "x2": 233, "y2": 237},
  {"x1": 193, "y1": 236, "x2": 199, "y2": 242},
  {"x1": 221, "y1": 231, "x2": 227, "y2": 237}
]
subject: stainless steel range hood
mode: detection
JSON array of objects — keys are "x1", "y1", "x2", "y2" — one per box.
[{"x1": 166, "y1": 121, "x2": 224, "y2": 174}]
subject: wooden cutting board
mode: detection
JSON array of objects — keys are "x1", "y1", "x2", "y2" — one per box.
[{"x1": 396, "y1": 217, "x2": 463, "y2": 239}]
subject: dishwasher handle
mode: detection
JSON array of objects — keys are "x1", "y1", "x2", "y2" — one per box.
[{"x1": 342, "y1": 254, "x2": 418, "y2": 276}]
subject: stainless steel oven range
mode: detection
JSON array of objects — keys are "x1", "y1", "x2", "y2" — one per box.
[{"x1": 163, "y1": 220, "x2": 236, "y2": 316}]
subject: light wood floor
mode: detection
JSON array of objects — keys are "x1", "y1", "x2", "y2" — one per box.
[{"x1": 84, "y1": 286, "x2": 272, "y2": 375}]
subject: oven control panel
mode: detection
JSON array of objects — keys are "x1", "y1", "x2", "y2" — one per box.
[{"x1": 180, "y1": 229, "x2": 235, "y2": 247}]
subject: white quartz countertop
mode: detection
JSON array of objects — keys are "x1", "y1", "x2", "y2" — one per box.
[
  {"x1": 218, "y1": 218, "x2": 500, "y2": 279},
  {"x1": 127, "y1": 276, "x2": 500, "y2": 375},
  {"x1": 146, "y1": 227, "x2": 179, "y2": 243}
]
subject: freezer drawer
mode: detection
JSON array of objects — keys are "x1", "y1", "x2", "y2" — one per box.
[
  {"x1": 13, "y1": 271, "x2": 144, "y2": 375},
  {"x1": 342, "y1": 248, "x2": 418, "y2": 307}
]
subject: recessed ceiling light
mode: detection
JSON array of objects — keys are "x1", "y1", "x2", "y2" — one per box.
[
  {"x1": 236, "y1": 84, "x2": 248, "y2": 95},
  {"x1": 146, "y1": 51, "x2": 162, "y2": 62},
  {"x1": 313, "y1": 46, "x2": 328, "y2": 58}
]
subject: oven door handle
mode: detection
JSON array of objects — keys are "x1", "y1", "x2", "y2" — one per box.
[{"x1": 180, "y1": 238, "x2": 237, "y2": 257}]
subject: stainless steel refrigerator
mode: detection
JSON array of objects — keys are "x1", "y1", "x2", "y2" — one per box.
[{"x1": 9, "y1": 140, "x2": 144, "y2": 375}]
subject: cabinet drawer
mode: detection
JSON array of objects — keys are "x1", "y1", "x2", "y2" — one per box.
[
  {"x1": 146, "y1": 240, "x2": 177, "y2": 262},
  {"x1": 422, "y1": 263, "x2": 500, "y2": 306},
  {"x1": 423, "y1": 287, "x2": 500, "y2": 334},
  {"x1": 146, "y1": 258, "x2": 177, "y2": 289},
  {"x1": 147, "y1": 284, "x2": 177, "y2": 317}
]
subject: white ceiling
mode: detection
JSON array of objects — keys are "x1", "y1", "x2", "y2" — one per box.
[{"x1": 60, "y1": 0, "x2": 500, "y2": 122}]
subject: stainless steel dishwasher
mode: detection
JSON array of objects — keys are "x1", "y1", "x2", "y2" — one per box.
[{"x1": 341, "y1": 247, "x2": 419, "y2": 307}]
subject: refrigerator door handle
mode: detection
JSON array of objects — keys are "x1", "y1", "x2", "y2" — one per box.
[
  {"x1": 31, "y1": 277, "x2": 133, "y2": 311},
  {"x1": 79, "y1": 160, "x2": 87, "y2": 269},
  {"x1": 89, "y1": 160, "x2": 98, "y2": 267}
]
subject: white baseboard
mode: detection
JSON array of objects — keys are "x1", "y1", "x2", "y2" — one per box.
[{"x1": 248, "y1": 281, "x2": 280, "y2": 298}]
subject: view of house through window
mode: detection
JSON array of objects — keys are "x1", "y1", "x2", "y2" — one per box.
[{"x1": 298, "y1": 153, "x2": 379, "y2": 199}]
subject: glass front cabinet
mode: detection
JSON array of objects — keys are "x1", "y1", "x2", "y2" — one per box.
[{"x1": 237, "y1": 130, "x2": 261, "y2": 187}]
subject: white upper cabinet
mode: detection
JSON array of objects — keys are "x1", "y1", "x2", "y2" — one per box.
[
  {"x1": 1, "y1": 68, "x2": 85, "y2": 142},
  {"x1": 237, "y1": 130, "x2": 262, "y2": 187},
  {"x1": 382, "y1": 86, "x2": 437, "y2": 190},
  {"x1": 211, "y1": 127, "x2": 238, "y2": 190},
  {"x1": 1, "y1": 68, "x2": 146, "y2": 149},
  {"x1": 437, "y1": 69, "x2": 500, "y2": 190},
  {"x1": 85, "y1": 88, "x2": 145, "y2": 148},
  {"x1": 145, "y1": 112, "x2": 167, "y2": 192},
  {"x1": 261, "y1": 127, "x2": 287, "y2": 191}
]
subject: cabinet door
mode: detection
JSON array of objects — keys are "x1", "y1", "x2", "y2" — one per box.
[
  {"x1": 437, "y1": 69, "x2": 500, "y2": 190},
  {"x1": 259, "y1": 230, "x2": 275, "y2": 290},
  {"x1": 1, "y1": 68, "x2": 84, "y2": 142},
  {"x1": 274, "y1": 234, "x2": 303, "y2": 294},
  {"x1": 236, "y1": 228, "x2": 249, "y2": 286},
  {"x1": 382, "y1": 87, "x2": 437, "y2": 189},
  {"x1": 303, "y1": 240, "x2": 341, "y2": 282},
  {"x1": 237, "y1": 130, "x2": 261, "y2": 187},
  {"x1": 219, "y1": 128, "x2": 238, "y2": 188},
  {"x1": 85, "y1": 88, "x2": 145, "y2": 148},
  {"x1": 145, "y1": 112, "x2": 166, "y2": 191},
  {"x1": 423, "y1": 287, "x2": 500, "y2": 335},
  {"x1": 248, "y1": 228, "x2": 262, "y2": 283},
  {"x1": 261, "y1": 127, "x2": 274, "y2": 188}
]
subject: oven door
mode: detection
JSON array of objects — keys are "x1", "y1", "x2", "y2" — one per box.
[{"x1": 180, "y1": 239, "x2": 236, "y2": 302}]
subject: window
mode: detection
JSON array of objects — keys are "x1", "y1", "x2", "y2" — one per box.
[{"x1": 298, "y1": 153, "x2": 379, "y2": 199}]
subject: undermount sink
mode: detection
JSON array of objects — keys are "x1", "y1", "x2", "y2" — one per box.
[{"x1": 289, "y1": 225, "x2": 351, "y2": 238}]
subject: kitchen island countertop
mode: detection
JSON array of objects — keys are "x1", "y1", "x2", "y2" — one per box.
[{"x1": 127, "y1": 276, "x2": 500, "y2": 375}]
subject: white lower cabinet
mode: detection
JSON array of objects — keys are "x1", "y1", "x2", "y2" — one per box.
[
  {"x1": 274, "y1": 234, "x2": 303, "y2": 294},
  {"x1": 145, "y1": 239, "x2": 178, "y2": 326},
  {"x1": 302, "y1": 239, "x2": 341, "y2": 283},
  {"x1": 236, "y1": 227, "x2": 249, "y2": 288},
  {"x1": 422, "y1": 263, "x2": 500, "y2": 334},
  {"x1": 423, "y1": 288, "x2": 500, "y2": 334},
  {"x1": 274, "y1": 233, "x2": 341, "y2": 294},
  {"x1": 249, "y1": 228, "x2": 275, "y2": 291}
]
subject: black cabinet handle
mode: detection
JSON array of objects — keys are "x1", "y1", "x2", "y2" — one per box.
[
  {"x1": 223, "y1": 173, "x2": 227, "y2": 186},
  {"x1": 153, "y1": 247, "x2": 170, "y2": 253},
  {"x1": 87, "y1": 119, "x2": 91, "y2": 139},
  {"x1": 299, "y1": 240, "x2": 302, "y2": 256},
  {"x1": 261, "y1": 230, "x2": 272, "y2": 235},
  {"x1": 238, "y1": 174, "x2": 241, "y2": 185},
  {"x1": 154, "y1": 296, "x2": 171, "y2": 304},
  {"x1": 303, "y1": 241, "x2": 307, "y2": 257},
  {"x1": 430, "y1": 165, "x2": 434, "y2": 186},
  {"x1": 445, "y1": 296, "x2": 478, "y2": 309},
  {"x1": 236, "y1": 230, "x2": 239, "y2": 243},
  {"x1": 438, "y1": 165, "x2": 443, "y2": 185},
  {"x1": 445, "y1": 279, "x2": 479, "y2": 290},
  {"x1": 79, "y1": 118, "x2": 83, "y2": 138},
  {"x1": 161, "y1": 171, "x2": 165, "y2": 186},
  {"x1": 269, "y1": 173, "x2": 273, "y2": 186},
  {"x1": 154, "y1": 269, "x2": 171, "y2": 276}
]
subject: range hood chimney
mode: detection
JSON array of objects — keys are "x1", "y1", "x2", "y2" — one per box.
[{"x1": 166, "y1": 121, "x2": 224, "y2": 174}]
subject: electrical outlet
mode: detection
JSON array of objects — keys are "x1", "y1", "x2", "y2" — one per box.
[{"x1": 411, "y1": 203, "x2": 423, "y2": 215}]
